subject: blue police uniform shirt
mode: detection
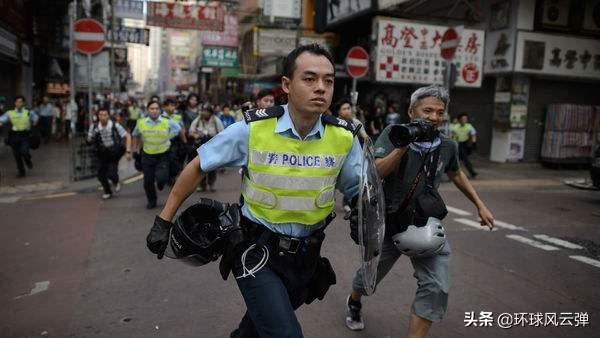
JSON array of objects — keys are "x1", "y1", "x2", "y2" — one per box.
[
  {"x1": 198, "y1": 104, "x2": 362, "y2": 237},
  {"x1": 0, "y1": 108, "x2": 39, "y2": 125},
  {"x1": 131, "y1": 116, "x2": 181, "y2": 138}
]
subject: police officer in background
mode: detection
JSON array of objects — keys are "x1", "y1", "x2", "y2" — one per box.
[
  {"x1": 162, "y1": 98, "x2": 187, "y2": 185},
  {"x1": 132, "y1": 101, "x2": 186, "y2": 209},
  {"x1": 146, "y1": 44, "x2": 363, "y2": 337},
  {"x1": 344, "y1": 85, "x2": 494, "y2": 338},
  {"x1": 0, "y1": 96, "x2": 38, "y2": 178},
  {"x1": 451, "y1": 113, "x2": 478, "y2": 178}
]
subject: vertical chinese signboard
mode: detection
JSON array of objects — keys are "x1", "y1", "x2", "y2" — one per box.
[
  {"x1": 147, "y1": 1, "x2": 225, "y2": 31},
  {"x1": 169, "y1": 31, "x2": 197, "y2": 89},
  {"x1": 375, "y1": 17, "x2": 485, "y2": 87}
]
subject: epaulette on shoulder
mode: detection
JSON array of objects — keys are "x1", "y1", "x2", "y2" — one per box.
[
  {"x1": 243, "y1": 105, "x2": 285, "y2": 123},
  {"x1": 321, "y1": 114, "x2": 360, "y2": 136}
]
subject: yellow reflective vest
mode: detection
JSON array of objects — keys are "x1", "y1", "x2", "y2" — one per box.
[
  {"x1": 8, "y1": 109, "x2": 31, "y2": 131},
  {"x1": 136, "y1": 117, "x2": 171, "y2": 155},
  {"x1": 242, "y1": 117, "x2": 354, "y2": 226},
  {"x1": 452, "y1": 123, "x2": 474, "y2": 143}
]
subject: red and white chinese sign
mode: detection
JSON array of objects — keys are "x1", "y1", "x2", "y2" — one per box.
[
  {"x1": 375, "y1": 18, "x2": 485, "y2": 87},
  {"x1": 200, "y1": 14, "x2": 238, "y2": 47},
  {"x1": 146, "y1": 1, "x2": 224, "y2": 31}
]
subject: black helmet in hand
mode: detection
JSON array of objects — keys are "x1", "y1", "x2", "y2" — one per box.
[{"x1": 166, "y1": 198, "x2": 241, "y2": 266}]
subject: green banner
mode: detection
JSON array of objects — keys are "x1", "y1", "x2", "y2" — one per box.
[{"x1": 201, "y1": 46, "x2": 239, "y2": 68}]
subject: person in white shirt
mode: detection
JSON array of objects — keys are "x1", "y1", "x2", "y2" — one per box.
[{"x1": 188, "y1": 104, "x2": 224, "y2": 192}]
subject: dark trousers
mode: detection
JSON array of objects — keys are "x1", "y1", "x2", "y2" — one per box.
[
  {"x1": 233, "y1": 267, "x2": 304, "y2": 338},
  {"x1": 39, "y1": 116, "x2": 53, "y2": 143},
  {"x1": 141, "y1": 151, "x2": 169, "y2": 204},
  {"x1": 97, "y1": 157, "x2": 119, "y2": 194},
  {"x1": 168, "y1": 139, "x2": 184, "y2": 182},
  {"x1": 458, "y1": 141, "x2": 476, "y2": 177},
  {"x1": 9, "y1": 133, "x2": 32, "y2": 175}
]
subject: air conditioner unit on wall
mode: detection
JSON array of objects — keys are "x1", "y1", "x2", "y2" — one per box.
[
  {"x1": 583, "y1": 0, "x2": 600, "y2": 32},
  {"x1": 541, "y1": 0, "x2": 571, "y2": 27}
]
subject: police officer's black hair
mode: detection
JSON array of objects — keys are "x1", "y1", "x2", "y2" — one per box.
[
  {"x1": 457, "y1": 112, "x2": 468, "y2": 119},
  {"x1": 164, "y1": 98, "x2": 176, "y2": 106},
  {"x1": 256, "y1": 88, "x2": 274, "y2": 100},
  {"x1": 282, "y1": 43, "x2": 335, "y2": 78},
  {"x1": 14, "y1": 95, "x2": 26, "y2": 103},
  {"x1": 147, "y1": 100, "x2": 160, "y2": 109}
]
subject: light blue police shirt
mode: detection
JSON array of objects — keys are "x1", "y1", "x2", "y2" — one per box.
[
  {"x1": 0, "y1": 108, "x2": 39, "y2": 125},
  {"x1": 131, "y1": 116, "x2": 181, "y2": 138},
  {"x1": 198, "y1": 105, "x2": 362, "y2": 237}
]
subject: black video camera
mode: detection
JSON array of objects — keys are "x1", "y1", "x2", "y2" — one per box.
[{"x1": 388, "y1": 118, "x2": 439, "y2": 148}]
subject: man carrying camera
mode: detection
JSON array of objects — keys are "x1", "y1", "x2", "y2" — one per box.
[{"x1": 345, "y1": 85, "x2": 494, "y2": 338}]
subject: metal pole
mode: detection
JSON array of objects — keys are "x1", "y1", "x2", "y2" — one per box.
[
  {"x1": 110, "y1": 0, "x2": 117, "y2": 96},
  {"x1": 444, "y1": 60, "x2": 451, "y2": 91},
  {"x1": 69, "y1": 1, "x2": 76, "y2": 108},
  {"x1": 87, "y1": 53, "x2": 93, "y2": 127},
  {"x1": 350, "y1": 78, "x2": 363, "y2": 124}
]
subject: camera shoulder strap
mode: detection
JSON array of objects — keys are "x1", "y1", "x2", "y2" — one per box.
[{"x1": 397, "y1": 146, "x2": 435, "y2": 212}]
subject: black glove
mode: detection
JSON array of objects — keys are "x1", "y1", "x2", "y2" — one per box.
[
  {"x1": 146, "y1": 216, "x2": 173, "y2": 259},
  {"x1": 345, "y1": 197, "x2": 360, "y2": 245}
]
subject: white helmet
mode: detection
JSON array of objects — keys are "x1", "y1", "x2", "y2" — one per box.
[{"x1": 391, "y1": 217, "x2": 446, "y2": 258}]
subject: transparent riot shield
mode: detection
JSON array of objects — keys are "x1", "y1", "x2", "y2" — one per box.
[{"x1": 357, "y1": 138, "x2": 386, "y2": 295}]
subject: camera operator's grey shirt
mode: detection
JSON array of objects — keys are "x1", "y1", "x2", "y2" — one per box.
[{"x1": 374, "y1": 125, "x2": 460, "y2": 214}]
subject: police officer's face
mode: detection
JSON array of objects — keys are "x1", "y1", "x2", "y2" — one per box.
[
  {"x1": 256, "y1": 95, "x2": 275, "y2": 109},
  {"x1": 15, "y1": 98, "x2": 24, "y2": 109},
  {"x1": 409, "y1": 96, "x2": 445, "y2": 129},
  {"x1": 282, "y1": 52, "x2": 334, "y2": 115},
  {"x1": 148, "y1": 103, "x2": 161, "y2": 119},
  {"x1": 165, "y1": 103, "x2": 176, "y2": 113}
]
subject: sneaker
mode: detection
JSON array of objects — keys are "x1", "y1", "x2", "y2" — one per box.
[
  {"x1": 114, "y1": 182, "x2": 121, "y2": 192},
  {"x1": 345, "y1": 295, "x2": 364, "y2": 331},
  {"x1": 102, "y1": 193, "x2": 112, "y2": 200}
]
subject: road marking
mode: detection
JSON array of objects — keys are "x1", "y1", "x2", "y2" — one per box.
[
  {"x1": 447, "y1": 206, "x2": 472, "y2": 216},
  {"x1": 569, "y1": 255, "x2": 600, "y2": 269},
  {"x1": 124, "y1": 174, "x2": 143, "y2": 184},
  {"x1": 534, "y1": 234, "x2": 584, "y2": 250},
  {"x1": 15, "y1": 281, "x2": 50, "y2": 299},
  {"x1": 506, "y1": 234, "x2": 560, "y2": 251},
  {"x1": 454, "y1": 218, "x2": 497, "y2": 231},
  {"x1": 28, "y1": 192, "x2": 77, "y2": 200},
  {"x1": 494, "y1": 220, "x2": 527, "y2": 231}
]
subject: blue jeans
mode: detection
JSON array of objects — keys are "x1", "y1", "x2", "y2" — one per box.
[{"x1": 234, "y1": 266, "x2": 304, "y2": 338}]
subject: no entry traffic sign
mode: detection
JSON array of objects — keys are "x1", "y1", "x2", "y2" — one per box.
[
  {"x1": 346, "y1": 46, "x2": 369, "y2": 78},
  {"x1": 74, "y1": 18, "x2": 106, "y2": 54},
  {"x1": 440, "y1": 28, "x2": 459, "y2": 60}
]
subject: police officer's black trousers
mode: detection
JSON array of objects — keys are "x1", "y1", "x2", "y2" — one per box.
[
  {"x1": 141, "y1": 151, "x2": 169, "y2": 204},
  {"x1": 458, "y1": 141, "x2": 476, "y2": 177},
  {"x1": 97, "y1": 157, "x2": 119, "y2": 195},
  {"x1": 9, "y1": 132, "x2": 32, "y2": 175},
  {"x1": 39, "y1": 116, "x2": 52, "y2": 143},
  {"x1": 230, "y1": 222, "x2": 327, "y2": 338}
]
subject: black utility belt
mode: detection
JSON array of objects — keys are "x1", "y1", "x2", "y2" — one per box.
[{"x1": 239, "y1": 216, "x2": 324, "y2": 256}]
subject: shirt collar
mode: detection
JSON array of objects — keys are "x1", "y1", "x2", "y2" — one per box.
[
  {"x1": 275, "y1": 104, "x2": 323, "y2": 140},
  {"x1": 98, "y1": 120, "x2": 113, "y2": 130},
  {"x1": 146, "y1": 116, "x2": 162, "y2": 124}
]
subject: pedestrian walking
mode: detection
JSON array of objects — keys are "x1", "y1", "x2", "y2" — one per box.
[
  {"x1": 451, "y1": 113, "x2": 478, "y2": 178},
  {"x1": 146, "y1": 44, "x2": 363, "y2": 338},
  {"x1": 332, "y1": 98, "x2": 369, "y2": 143},
  {"x1": 188, "y1": 105, "x2": 224, "y2": 192},
  {"x1": 344, "y1": 85, "x2": 494, "y2": 338},
  {"x1": 132, "y1": 101, "x2": 186, "y2": 209},
  {"x1": 87, "y1": 106, "x2": 132, "y2": 199},
  {"x1": 219, "y1": 104, "x2": 236, "y2": 128},
  {"x1": 37, "y1": 95, "x2": 55, "y2": 143},
  {"x1": 0, "y1": 96, "x2": 38, "y2": 178}
]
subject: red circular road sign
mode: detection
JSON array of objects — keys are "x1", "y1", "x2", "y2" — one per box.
[
  {"x1": 346, "y1": 46, "x2": 369, "y2": 78},
  {"x1": 440, "y1": 28, "x2": 459, "y2": 60},
  {"x1": 462, "y1": 63, "x2": 479, "y2": 83},
  {"x1": 74, "y1": 18, "x2": 105, "y2": 54}
]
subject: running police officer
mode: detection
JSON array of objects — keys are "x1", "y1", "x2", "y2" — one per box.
[
  {"x1": 0, "y1": 96, "x2": 38, "y2": 178},
  {"x1": 146, "y1": 44, "x2": 363, "y2": 337},
  {"x1": 344, "y1": 85, "x2": 494, "y2": 338},
  {"x1": 162, "y1": 98, "x2": 187, "y2": 184},
  {"x1": 132, "y1": 101, "x2": 186, "y2": 209}
]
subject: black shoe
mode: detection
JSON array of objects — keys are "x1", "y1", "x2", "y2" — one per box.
[
  {"x1": 16, "y1": 172, "x2": 25, "y2": 179},
  {"x1": 157, "y1": 183, "x2": 164, "y2": 191},
  {"x1": 345, "y1": 295, "x2": 365, "y2": 331},
  {"x1": 25, "y1": 159, "x2": 33, "y2": 169},
  {"x1": 146, "y1": 201, "x2": 157, "y2": 209}
]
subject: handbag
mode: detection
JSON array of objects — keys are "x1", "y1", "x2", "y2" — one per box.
[{"x1": 415, "y1": 148, "x2": 448, "y2": 220}]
